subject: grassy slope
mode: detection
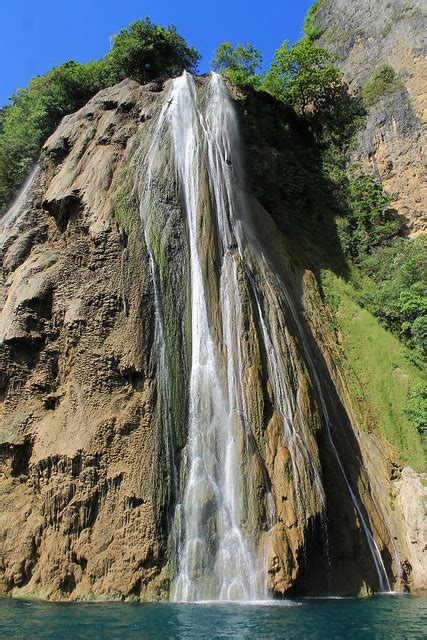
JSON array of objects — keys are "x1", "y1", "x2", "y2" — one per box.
[{"x1": 320, "y1": 269, "x2": 425, "y2": 471}]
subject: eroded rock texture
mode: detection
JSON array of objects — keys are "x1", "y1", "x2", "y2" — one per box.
[
  {"x1": 398, "y1": 467, "x2": 427, "y2": 592},
  {"x1": 0, "y1": 76, "x2": 423, "y2": 600},
  {"x1": 0, "y1": 80, "x2": 169, "y2": 600},
  {"x1": 314, "y1": 0, "x2": 426, "y2": 235}
]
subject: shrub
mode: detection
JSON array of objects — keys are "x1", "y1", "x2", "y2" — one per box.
[
  {"x1": 405, "y1": 383, "x2": 427, "y2": 437},
  {"x1": 361, "y1": 64, "x2": 403, "y2": 107},
  {"x1": 357, "y1": 236, "x2": 427, "y2": 347},
  {"x1": 340, "y1": 172, "x2": 400, "y2": 260}
]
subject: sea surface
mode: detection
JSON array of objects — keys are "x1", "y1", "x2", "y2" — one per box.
[{"x1": 1, "y1": 594, "x2": 426, "y2": 639}]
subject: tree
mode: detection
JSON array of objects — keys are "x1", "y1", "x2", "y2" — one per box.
[
  {"x1": 211, "y1": 42, "x2": 262, "y2": 88},
  {"x1": 0, "y1": 19, "x2": 201, "y2": 214},
  {"x1": 341, "y1": 172, "x2": 400, "y2": 260},
  {"x1": 262, "y1": 38, "x2": 341, "y2": 114},
  {"x1": 106, "y1": 19, "x2": 200, "y2": 85}
]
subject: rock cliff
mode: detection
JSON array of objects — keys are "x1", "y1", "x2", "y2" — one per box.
[
  {"x1": 313, "y1": 0, "x2": 426, "y2": 235},
  {"x1": 0, "y1": 75, "x2": 423, "y2": 600},
  {"x1": 0, "y1": 80, "x2": 168, "y2": 599}
]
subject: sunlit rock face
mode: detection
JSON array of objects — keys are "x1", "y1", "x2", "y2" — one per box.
[
  {"x1": 313, "y1": 0, "x2": 426, "y2": 236},
  {"x1": 0, "y1": 74, "x2": 415, "y2": 601}
]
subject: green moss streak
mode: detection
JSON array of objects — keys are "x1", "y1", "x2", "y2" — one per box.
[{"x1": 147, "y1": 210, "x2": 188, "y2": 453}]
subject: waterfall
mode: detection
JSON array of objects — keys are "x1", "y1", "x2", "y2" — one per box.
[
  {"x1": 0, "y1": 165, "x2": 40, "y2": 249},
  {"x1": 137, "y1": 71, "x2": 393, "y2": 601},
  {"x1": 168, "y1": 73, "x2": 259, "y2": 602}
]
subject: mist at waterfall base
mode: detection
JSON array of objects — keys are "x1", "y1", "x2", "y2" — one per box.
[{"x1": 2, "y1": 596, "x2": 426, "y2": 639}]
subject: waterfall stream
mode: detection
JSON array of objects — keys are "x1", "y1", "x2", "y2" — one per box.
[
  {"x1": 0, "y1": 165, "x2": 40, "y2": 249},
  {"x1": 137, "y1": 71, "x2": 394, "y2": 601}
]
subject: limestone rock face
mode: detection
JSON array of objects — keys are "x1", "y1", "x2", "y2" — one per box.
[
  {"x1": 397, "y1": 467, "x2": 427, "y2": 593},
  {"x1": 0, "y1": 79, "x2": 170, "y2": 600},
  {"x1": 314, "y1": 0, "x2": 426, "y2": 235},
  {"x1": 0, "y1": 76, "x2": 422, "y2": 600}
]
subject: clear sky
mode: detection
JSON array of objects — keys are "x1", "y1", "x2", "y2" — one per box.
[{"x1": 0, "y1": 0, "x2": 314, "y2": 106}]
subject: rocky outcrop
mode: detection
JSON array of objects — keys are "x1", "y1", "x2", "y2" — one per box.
[
  {"x1": 0, "y1": 80, "x2": 170, "y2": 600},
  {"x1": 313, "y1": 0, "x2": 426, "y2": 235},
  {"x1": 0, "y1": 75, "x2": 422, "y2": 600},
  {"x1": 397, "y1": 467, "x2": 427, "y2": 593}
]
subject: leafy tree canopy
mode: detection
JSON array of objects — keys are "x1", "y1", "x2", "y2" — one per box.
[
  {"x1": 340, "y1": 171, "x2": 400, "y2": 261},
  {"x1": 357, "y1": 235, "x2": 427, "y2": 354},
  {"x1": 262, "y1": 38, "x2": 341, "y2": 114},
  {"x1": 106, "y1": 19, "x2": 200, "y2": 85},
  {"x1": 211, "y1": 42, "x2": 263, "y2": 88}
]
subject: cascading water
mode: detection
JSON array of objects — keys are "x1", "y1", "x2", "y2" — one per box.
[
  {"x1": 168, "y1": 73, "x2": 260, "y2": 602},
  {"x1": 0, "y1": 165, "x2": 40, "y2": 249},
  {"x1": 137, "y1": 71, "x2": 395, "y2": 601}
]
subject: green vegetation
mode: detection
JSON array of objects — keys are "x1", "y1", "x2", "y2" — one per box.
[
  {"x1": 302, "y1": 0, "x2": 325, "y2": 40},
  {"x1": 263, "y1": 38, "x2": 341, "y2": 114},
  {"x1": 211, "y1": 42, "x2": 263, "y2": 88},
  {"x1": 107, "y1": 18, "x2": 200, "y2": 86},
  {"x1": 339, "y1": 171, "x2": 399, "y2": 260},
  {"x1": 357, "y1": 237, "x2": 427, "y2": 355},
  {"x1": 405, "y1": 383, "x2": 427, "y2": 439},
  {"x1": 361, "y1": 64, "x2": 403, "y2": 107},
  {"x1": 321, "y1": 271, "x2": 425, "y2": 470},
  {"x1": 0, "y1": 18, "x2": 200, "y2": 214}
]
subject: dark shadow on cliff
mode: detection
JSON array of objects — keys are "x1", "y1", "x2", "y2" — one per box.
[
  {"x1": 238, "y1": 86, "x2": 367, "y2": 284},
  {"x1": 281, "y1": 272, "x2": 395, "y2": 596}
]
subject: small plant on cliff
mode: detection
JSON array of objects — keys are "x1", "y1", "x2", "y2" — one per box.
[
  {"x1": 211, "y1": 42, "x2": 263, "y2": 88},
  {"x1": 302, "y1": 0, "x2": 325, "y2": 40},
  {"x1": 361, "y1": 64, "x2": 403, "y2": 107},
  {"x1": 262, "y1": 38, "x2": 341, "y2": 114}
]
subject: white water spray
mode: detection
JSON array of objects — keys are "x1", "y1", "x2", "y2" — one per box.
[{"x1": 0, "y1": 166, "x2": 40, "y2": 249}]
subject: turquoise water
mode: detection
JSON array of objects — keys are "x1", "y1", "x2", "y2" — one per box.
[{"x1": 1, "y1": 595, "x2": 425, "y2": 639}]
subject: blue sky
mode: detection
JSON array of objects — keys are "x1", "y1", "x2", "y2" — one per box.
[{"x1": 0, "y1": 0, "x2": 313, "y2": 106}]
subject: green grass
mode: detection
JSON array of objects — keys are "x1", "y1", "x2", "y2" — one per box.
[{"x1": 320, "y1": 269, "x2": 426, "y2": 471}]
